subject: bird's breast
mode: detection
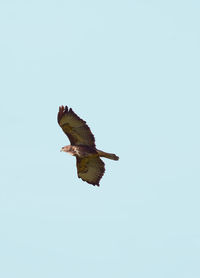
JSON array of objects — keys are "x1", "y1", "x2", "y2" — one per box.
[{"x1": 72, "y1": 145, "x2": 97, "y2": 157}]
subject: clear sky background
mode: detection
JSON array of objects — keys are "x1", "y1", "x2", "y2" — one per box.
[{"x1": 0, "y1": 1, "x2": 200, "y2": 277}]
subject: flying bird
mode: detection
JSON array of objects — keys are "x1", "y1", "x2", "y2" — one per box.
[{"x1": 58, "y1": 105, "x2": 119, "y2": 186}]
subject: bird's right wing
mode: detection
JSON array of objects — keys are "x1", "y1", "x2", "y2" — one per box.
[
  {"x1": 76, "y1": 156, "x2": 105, "y2": 186},
  {"x1": 57, "y1": 106, "x2": 96, "y2": 147}
]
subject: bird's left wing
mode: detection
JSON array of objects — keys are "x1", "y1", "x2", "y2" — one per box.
[
  {"x1": 76, "y1": 156, "x2": 105, "y2": 186},
  {"x1": 57, "y1": 105, "x2": 96, "y2": 147}
]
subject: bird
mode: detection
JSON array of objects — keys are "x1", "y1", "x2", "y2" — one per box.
[{"x1": 58, "y1": 105, "x2": 119, "y2": 186}]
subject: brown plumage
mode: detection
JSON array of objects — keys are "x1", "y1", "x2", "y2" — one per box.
[{"x1": 58, "y1": 105, "x2": 119, "y2": 186}]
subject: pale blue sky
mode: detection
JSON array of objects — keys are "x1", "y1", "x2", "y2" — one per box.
[{"x1": 0, "y1": 1, "x2": 200, "y2": 277}]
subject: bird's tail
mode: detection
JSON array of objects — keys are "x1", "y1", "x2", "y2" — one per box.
[{"x1": 97, "y1": 150, "x2": 119, "y2": 161}]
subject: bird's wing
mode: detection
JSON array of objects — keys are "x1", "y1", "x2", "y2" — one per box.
[
  {"x1": 76, "y1": 156, "x2": 105, "y2": 186},
  {"x1": 57, "y1": 106, "x2": 96, "y2": 147}
]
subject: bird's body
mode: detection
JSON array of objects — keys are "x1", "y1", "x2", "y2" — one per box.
[
  {"x1": 61, "y1": 145, "x2": 97, "y2": 157},
  {"x1": 58, "y1": 106, "x2": 119, "y2": 186}
]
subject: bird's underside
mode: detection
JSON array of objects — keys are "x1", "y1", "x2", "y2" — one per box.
[{"x1": 58, "y1": 105, "x2": 119, "y2": 186}]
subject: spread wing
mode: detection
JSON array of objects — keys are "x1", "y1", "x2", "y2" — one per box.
[
  {"x1": 76, "y1": 156, "x2": 105, "y2": 186},
  {"x1": 57, "y1": 105, "x2": 96, "y2": 147}
]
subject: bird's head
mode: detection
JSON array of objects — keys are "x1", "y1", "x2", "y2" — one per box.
[
  {"x1": 60, "y1": 145, "x2": 76, "y2": 156},
  {"x1": 60, "y1": 145, "x2": 72, "y2": 153}
]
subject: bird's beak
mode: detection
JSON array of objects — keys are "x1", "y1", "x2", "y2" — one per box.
[{"x1": 60, "y1": 149, "x2": 63, "y2": 152}]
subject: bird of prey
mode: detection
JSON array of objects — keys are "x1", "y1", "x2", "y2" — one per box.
[{"x1": 58, "y1": 105, "x2": 119, "y2": 186}]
